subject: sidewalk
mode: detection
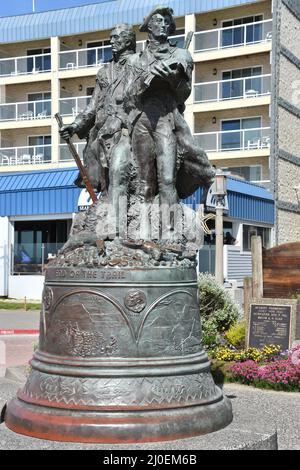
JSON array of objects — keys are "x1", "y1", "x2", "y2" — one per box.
[
  {"x1": 0, "y1": 311, "x2": 39, "y2": 372},
  {"x1": 0, "y1": 310, "x2": 40, "y2": 332}
]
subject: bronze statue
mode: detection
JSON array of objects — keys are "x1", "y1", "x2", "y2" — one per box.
[
  {"x1": 60, "y1": 24, "x2": 136, "y2": 220},
  {"x1": 124, "y1": 6, "x2": 214, "y2": 206},
  {"x1": 5, "y1": 9, "x2": 232, "y2": 443}
]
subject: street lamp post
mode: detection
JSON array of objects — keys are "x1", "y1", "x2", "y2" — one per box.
[{"x1": 212, "y1": 171, "x2": 227, "y2": 285}]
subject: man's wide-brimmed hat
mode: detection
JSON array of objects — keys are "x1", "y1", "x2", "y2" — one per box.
[{"x1": 139, "y1": 5, "x2": 176, "y2": 34}]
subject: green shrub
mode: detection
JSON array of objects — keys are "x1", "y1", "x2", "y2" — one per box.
[
  {"x1": 198, "y1": 273, "x2": 239, "y2": 348},
  {"x1": 225, "y1": 321, "x2": 246, "y2": 349}
]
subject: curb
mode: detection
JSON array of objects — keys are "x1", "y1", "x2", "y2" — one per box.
[{"x1": 0, "y1": 330, "x2": 39, "y2": 335}]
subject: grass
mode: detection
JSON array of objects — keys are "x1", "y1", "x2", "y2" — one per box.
[{"x1": 0, "y1": 300, "x2": 41, "y2": 310}]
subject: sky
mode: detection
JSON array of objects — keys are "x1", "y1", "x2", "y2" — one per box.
[{"x1": 0, "y1": 0, "x2": 112, "y2": 17}]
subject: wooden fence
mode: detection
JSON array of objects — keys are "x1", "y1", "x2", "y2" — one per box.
[{"x1": 262, "y1": 242, "x2": 300, "y2": 298}]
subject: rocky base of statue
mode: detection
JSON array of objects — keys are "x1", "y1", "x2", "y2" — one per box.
[
  {"x1": 5, "y1": 261, "x2": 232, "y2": 442},
  {"x1": 55, "y1": 195, "x2": 203, "y2": 269}
]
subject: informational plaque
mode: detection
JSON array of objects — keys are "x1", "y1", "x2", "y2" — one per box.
[{"x1": 248, "y1": 303, "x2": 292, "y2": 350}]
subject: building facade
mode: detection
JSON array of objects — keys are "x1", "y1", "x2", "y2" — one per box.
[{"x1": 1, "y1": 0, "x2": 298, "y2": 297}]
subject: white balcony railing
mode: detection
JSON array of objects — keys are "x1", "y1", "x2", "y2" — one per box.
[
  {"x1": 0, "y1": 35, "x2": 186, "y2": 77},
  {"x1": 194, "y1": 19, "x2": 272, "y2": 53},
  {"x1": 59, "y1": 35, "x2": 185, "y2": 70},
  {"x1": 194, "y1": 74, "x2": 271, "y2": 103},
  {"x1": 59, "y1": 142, "x2": 85, "y2": 161},
  {"x1": 0, "y1": 99, "x2": 51, "y2": 122},
  {"x1": 59, "y1": 45, "x2": 112, "y2": 70},
  {"x1": 194, "y1": 127, "x2": 271, "y2": 153},
  {"x1": 59, "y1": 96, "x2": 92, "y2": 117},
  {"x1": 0, "y1": 144, "x2": 52, "y2": 166},
  {"x1": 136, "y1": 34, "x2": 185, "y2": 52},
  {"x1": 0, "y1": 53, "x2": 51, "y2": 77}
]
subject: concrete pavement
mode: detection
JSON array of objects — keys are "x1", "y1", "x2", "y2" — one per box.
[
  {"x1": 0, "y1": 310, "x2": 40, "y2": 331},
  {"x1": 1, "y1": 380, "x2": 299, "y2": 449}
]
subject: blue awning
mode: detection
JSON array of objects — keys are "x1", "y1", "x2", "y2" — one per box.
[
  {"x1": 0, "y1": 168, "x2": 80, "y2": 216},
  {"x1": 0, "y1": 168, "x2": 274, "y2": 224},
  {"x1": 0, "y1": 0, "x2": 261, "y2": 43},
  {"x1": 183, "y1": 176, "x2": 275, "y2": 225}
]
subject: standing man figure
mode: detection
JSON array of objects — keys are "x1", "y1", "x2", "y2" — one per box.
[
  {"x1": 125, "y1": 7, "x2": 214, "y2": 237},
  {"x1": 60, "y1": 24, "x2": 136, "y2": 222}
]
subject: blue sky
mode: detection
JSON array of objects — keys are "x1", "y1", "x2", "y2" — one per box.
[{"x1": 0, "y1": 0, "x2": 111, "y2": 17}]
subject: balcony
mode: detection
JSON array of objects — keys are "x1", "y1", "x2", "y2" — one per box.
[
  {"x1": 59, "y1": 96, "x2": 91, "y2": 117},
  {"x1": 194, "y1": 74, "x2": 271, "y2": 109},
  {"x1": 59, "y1": 35, "x2": 185, "y2": 70},
  {"x1": 59, "y1": 142, "x2": 85, "y2": 161},
  {"x1": 59, "y1": 45, "x2": 112, "y2": 70},
  {"x1": 194, "y1": 127, "x2": 271, "y2": 158},
  {"x1": 0, "y1": 52, "x2": 51, "y2": 77},
  {"x1": 0, "y1": 144, "x2": 52, "y2": 166},
  {"x1": 194, "y1": 20, "x2": 272, "y2": 60},
  {"x1": 0, "y1": 99, "x2": 51, "y2": 123}
]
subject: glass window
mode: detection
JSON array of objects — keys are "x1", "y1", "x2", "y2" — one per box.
[
  {"x1": 87, "y1": 40, "x2": 112, "y2": 65},
  {"x1": 243, "y1": 224, "x2": 271, "y2": 251},
  {"x1": 222, "y1": 166, "x2": 262, "y2": 181},
  {"x1": 28, "y1": 135, "x2": 51, "y2": 161},
  {"x1": 222, "y1": 67, "x2": 263, "y2": 99},
  {"x1": 27, "y1": 48, "x2": 51, "y2": 72},
  {"x1": 221, "y1": 15, "x2": 263, "y2": 48},
  {"x1": 27, "y1": 92, "x2": 51, "y2": 117},
  {"x1": 13, "y1": 220, "x2": 70, "y2": 274},
  {"x1": 221, "y1": 117, "x2": 262, "y2": 151}
]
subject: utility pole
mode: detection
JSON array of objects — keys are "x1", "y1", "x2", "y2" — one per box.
[{"x1": 212, "y1": 171, "x2": 227, "y2": 285}]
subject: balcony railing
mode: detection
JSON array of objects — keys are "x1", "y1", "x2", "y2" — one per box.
[
  {"x1": 0, "y1": 144, "x2": 52, "y2": 166},
  {"x1": 0, "y1": 99, "x2": 51, "y2": 122},
  {"x1": 59, "y1": 96, "x2": 91, "y2": 117},
  {"x1": 194, "y1": 127, "x2": 271, "y2": 153},
  {"x1": 0, "y1": 53, "x2": 51, "y2": 77},
  {"x1": 59, "y1": 35, "x2": 185, "y2": 70},
  {"x1": 59, "y1": 45, "x2": 112, "y2": 70},
  {"x1": 59, "y1": 142, "x2": 85, "y2": 161},
  {"x1": 136, "y1": 34, "x2": 185, "y2": 52},
  {"x1": 194, "y1": 19, "x2": 272, "y2": 53},
  {"x1": 194, "y1": 74, "x2": 271, "y2": 103}
]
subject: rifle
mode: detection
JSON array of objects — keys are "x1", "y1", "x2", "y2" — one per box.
[
  {"x1": 55, "y1": 112, "x2": 98, "y2": 204},
  {"x1": 55, "y1": 113, "x2": 104, "y2": 252},
  {"x1": 184, "y1": 31, "x2": 194, "y2": 50}
]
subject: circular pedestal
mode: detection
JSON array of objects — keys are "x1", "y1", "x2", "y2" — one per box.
[{"x1": 5, "y1": 266, "x2": 232, "y2": 442}]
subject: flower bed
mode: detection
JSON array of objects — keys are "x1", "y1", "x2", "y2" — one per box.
[{"x1": 226, "y1": 345, "x2": 300, "y2": 392}]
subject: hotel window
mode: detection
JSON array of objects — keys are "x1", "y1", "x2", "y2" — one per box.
[
  {"x1": 27, "y1": 92, "x2": 51, "y2": 117},
  {"x1": 86, "y1": 40, "x2": 112, "y2": 66},
  {"x1": 221, "y1": 165, "x2": 262, "y2": 182},
  {"x1": 27, "y1": 48, "x2": 51, "y2": 72},
  {"x1": 243, "y1": 224, "x2": 271, "y2": 251},
  {"x1": 28, "y1": 135, "x2": 51, "y2": 162},
  {"x1": 222, "y1": 15, "x2": 263, "y2": 48},
  {"x1": 221, "y1": 117, "x2": 262, "y2": 151},
  {"x1": 222, "y1": 66, "x2": 262, "y2": 99}
]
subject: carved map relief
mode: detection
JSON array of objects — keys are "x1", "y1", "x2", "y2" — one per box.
[
  {"x1": 138, "y1": 291, "x2": 201, "y2": 357},
  {"x1": 44, "y1": 290, "x2": 137, "y2": 357}
]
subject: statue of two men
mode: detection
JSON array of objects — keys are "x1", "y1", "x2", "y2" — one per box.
[{"x1": 60, "y1": 6, "x2": 215, "y2": 238}]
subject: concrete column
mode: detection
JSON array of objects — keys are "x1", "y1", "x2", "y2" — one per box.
[
  {"x1": 184, "y1": 106, "x2": 194, "y2": 133},
  {"x1": 0, "y1": 85, "x2": 6, "y2": 104},
  {"x1": 185, "y1": 14, "x2": 196, "y2": 108},
  {"x1": 51, "y1": 36, "x2": 60, "y2": 163},
  {"x1": 0, "y1": 217, "x2": 10, "y2": 296}
]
